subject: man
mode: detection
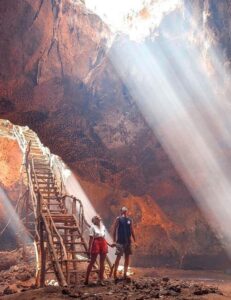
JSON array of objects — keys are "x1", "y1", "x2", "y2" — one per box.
[{"x1": 113, "y1": 206, "x2": 136, "y2": 282}]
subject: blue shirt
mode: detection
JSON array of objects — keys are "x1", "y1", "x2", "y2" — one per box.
[{"x1": 116, "y1": 216, "x2": 132, "y2": 244}]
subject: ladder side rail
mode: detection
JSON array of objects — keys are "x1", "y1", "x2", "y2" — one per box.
[
  {"x1": 29, "y1": 161, "x2": 68, "y2": 284},
  {"x1": 61, "y1": 195, "x2": 112, "y2": 270},
  {"x1": 42, "y1": 213, "x2": 68, "y2": 287},
  {"x1": 30, "y1": 157, "x2": 40, "y2": 192},
  {"x1": 14, "y1": 126, "x2": 40, "y2": 241},
  {"x1": 72, "y1": 198, "x2": 112, "y2": 270},
  {"x1": 61, "y1": 195, "x2": 91, "y2": 230},
  {"x1": 45, "y1": 207, "x2": 68, "y2": 261},
  {"x1": 13, "y1": 127, "x2": 70, "y2": 285},
  {"x1": 13, "y1": 125, "x2": 27, "y2": 152},
  {"x1": 26, "y1": 163, "x2": 41, "y2": 240},
  {"x1": 50, "y1": 155, "x2": 67, "y2": 196}
]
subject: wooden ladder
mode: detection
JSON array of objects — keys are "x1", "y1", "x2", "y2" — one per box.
[{"x1": 13, "y1": 126, "x2": 112, "y2": 287}]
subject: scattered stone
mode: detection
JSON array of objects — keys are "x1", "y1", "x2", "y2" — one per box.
[
  {"x1": 168, "y1": 290, "x2": 179, "y2": 296},
  {"x1": 15, "y1": 272, "x2": 31, "y2": 281},
  {"x1": 169, "y1": 284, "x2": 181, "y2": 293},
  {"x1": 159, "y1": 289, "x2": 170, "y2": 296},
  {"x1": 62, "y1": 287, "x2": 71, "y2": 295},
  {"x1": 193, "y1": 287, "x2": 209, "y2": 295},
  {"x1": 124, "y1": 277, "x2": 132, "y2": 284},
  {"x1": 150, "y1": 291, "x2": 159, "y2": 298},
  {"x1": 12, "y1": 265, "x2": 19, "y2": 272},
  {"x1": 3, "y1": 286, "x2": 17, "y2": 295},
  {"x1": 162, "y1": 277, "x2": 170, "y2": 283}
]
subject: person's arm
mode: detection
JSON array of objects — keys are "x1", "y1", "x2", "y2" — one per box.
[
  {"x1": 88, "y1": 236, "x2": 93, "y2": 255},
  {"x1": 112, "y1": 218, "x2": 119, "y2": 243},
  {"x1": 106, "y1": 241, "x2": 116, "y2": 247},
  {"x1": 130, "y1": 220, "x2": 136, "y2": 243},
  {"x1": 88, "y1": 226, "x2": 94, "y2": 256}
]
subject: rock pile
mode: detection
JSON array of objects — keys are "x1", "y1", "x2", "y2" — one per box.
[
  {"x1": 65, "y1": 277, "x2": 223, "y2": 299},
  {"x1": 0, "y1": 247, "x2": 36, "y2": 296}
]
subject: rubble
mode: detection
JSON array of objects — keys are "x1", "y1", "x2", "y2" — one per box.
[
  {"x1": 0, "y1": 246, "x2": 227, "y2": 299},
  {"x1": 0, "y1": 247, "x2": 36, "y2": 296}
]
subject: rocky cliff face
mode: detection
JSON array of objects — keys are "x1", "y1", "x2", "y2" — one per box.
[
  {"x1": 0, "y1": 0, "x2": 230, "y2": 268},
  {"x1": 0, "y1": 121, "x2": 23, "y2": 250},
  {"x1": 184, "y1": 0, "x2": 231, "y2": 74}
]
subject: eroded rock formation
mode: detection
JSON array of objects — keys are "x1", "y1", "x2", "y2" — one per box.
[
  {"x1": 0, "y1": 121, "x2": 23, "y2": 249},
  {"x1": 0, "y1": 0, "x2": 230, "y2": 267}
]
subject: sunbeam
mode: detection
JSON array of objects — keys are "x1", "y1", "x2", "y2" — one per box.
[
  {"x1": 85, "y1": 0, "x2": 182, "y2": 40},
  {"x1": 0, "y1": 187, "x2": 31, "y2": 245},
  {"x1": 55, "y1": 159, "x2": 116, "y2": 262},
  {"x1": 108, "y1": 10, "x2": 231, "y2": 255}
]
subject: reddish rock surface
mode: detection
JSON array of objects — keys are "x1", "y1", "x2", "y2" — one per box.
[
  {"x1": 0, "y1": 121, "x2": 23, "y2": 250},
  {"x1": 0, "y1": 0, "x2": 230, "y2": 267}
]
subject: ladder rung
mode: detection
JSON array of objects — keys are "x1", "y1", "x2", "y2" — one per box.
[
  {"x1": 66, "y1": 270, "x2": 99, "y2": 274},
  {"x1": 54, "y1": 234, "x2": 80, "y2": 237},
  {"x1": 53, "y1": 241, "x2": 84, "y2": 245},
  {"x1": 68, "y1": 251, "x2": 87, "y2": 254},
  {"x1": 49, "y1": 211, "x2": 66, "y2": 214},
  {"x1": 39, "y1": 188, "x2": 57, "y2": 191},
  {"x1": 48, "y1": 214, "x2": 73, "y2": 217},
  {"x1": 55, "y1": 259, "x2": 90, "y2": 263},
  {"x1": 55, "y1": 226, "x2": 79, "y2": 230},
  {"x1": 36, "y1": 176, "x2": 53, "y2": 179},
  {"x1": 46, "y1": 269, "x2": 98, "y2": 274},
  {"x1": 37, "y1": 181, "x2": 55, "y2": 184}
]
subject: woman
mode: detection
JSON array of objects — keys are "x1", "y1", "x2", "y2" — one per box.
[{"x1": 84, "y1": 215, "x2": 112, "y2": 285}]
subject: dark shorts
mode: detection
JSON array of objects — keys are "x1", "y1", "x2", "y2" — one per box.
[
  {"x1": 91, "y1": 238, "x2": 108, "y2": 254},
  {"x1": 115, "y1": 243, "x2": 132, "y2": 256}
]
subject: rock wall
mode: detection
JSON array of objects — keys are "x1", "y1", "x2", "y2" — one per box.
[
  {"x1": 0, "y1": 0, "x2": 230, "y2": 267},
  {"x1": 184, "y1": 0, "x2": 231, "y2": 73},
  {"x1": 0, "y1": 121, "x2": 23, "y2": 250}
]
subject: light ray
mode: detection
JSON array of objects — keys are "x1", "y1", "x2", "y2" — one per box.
[
  {"x1": 85, "y1": 0, "x2": 182, "y2": 41},
  {"x1": 0, "y1": 187, "x2": 31, "y2": 245},
  {"x1": 57, "y1": 160, "x2": 117, "y2": 262},
  {"x1": 109, "y1": 10, "x2": 231, "y2": 255}
]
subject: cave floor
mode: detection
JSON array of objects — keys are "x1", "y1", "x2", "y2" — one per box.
[
  {"x1": 1, "y1": 267, "x2": 231, "y2": 299},
  {"x1": 1, "y1": 249, "x2": 231, "y2": 299}
]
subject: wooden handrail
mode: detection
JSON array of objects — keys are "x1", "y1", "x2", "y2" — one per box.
[
  {"x1": 42, "y1": 214, "x2": 68, "y2": 287},
  {"x1": 61, "y1": 195, "x2": 112, "y2": 270},
  {"x1": 45, "y1": 207, "x2": 68, "y2": 260}
]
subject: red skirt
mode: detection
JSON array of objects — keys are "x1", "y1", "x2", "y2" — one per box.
[{"x1": 91, "y1": 237, "x2": 108, "y2": 254}]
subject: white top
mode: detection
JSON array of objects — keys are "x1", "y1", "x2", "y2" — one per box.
[{"x1": 89, "y1": 224, "x2": 106, "y2": 238}]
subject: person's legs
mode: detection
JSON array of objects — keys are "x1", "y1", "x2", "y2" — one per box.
[
  {"x1": 124, "y1": 254, "x2": 130, "y2": 278},
  {"x1": 113, "y1": 254, "x2": 122, "y2": 279},
  {"x1": 99, "y1": 253, "x2": 106, "y2": 281},
  {"x1": 85, "y1": 254, "x2": 97, "y2": 284}
]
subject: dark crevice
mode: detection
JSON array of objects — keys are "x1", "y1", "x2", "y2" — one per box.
[
  {"x1": 30, "y1": 0, "x2": 44, "y2": 28},
  {"x1": 57, "y1": 41, "x2": 64, "y2": 78},
  {"x1": 48, "y1": 39, "x2": 56, "y2": 56}
]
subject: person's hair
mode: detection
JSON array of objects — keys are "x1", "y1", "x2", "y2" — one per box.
[
  {"x1": 121, "y1": 206, "x2": 128, "y2": 212},
  {"x1": 92, "y1": 215, "x2": 101, "y2": 224}
]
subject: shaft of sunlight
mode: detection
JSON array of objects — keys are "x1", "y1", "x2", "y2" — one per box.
[
  {"x1": 109, "y1": 11, "x2": 231, "y2": 254},
  {"x1": 59, "y1": 162, "x2": 116, "y2": 262},
  {"x1": 0, "y1": 187, "x2": 31, "y2": 244},
  {"x1": 85, "y1": 0, "x2": 182, "y2": 41}
]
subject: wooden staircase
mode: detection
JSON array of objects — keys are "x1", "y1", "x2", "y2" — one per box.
[{"x1": 13, "y1": 126, "x2": 112, "y2": 287}]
